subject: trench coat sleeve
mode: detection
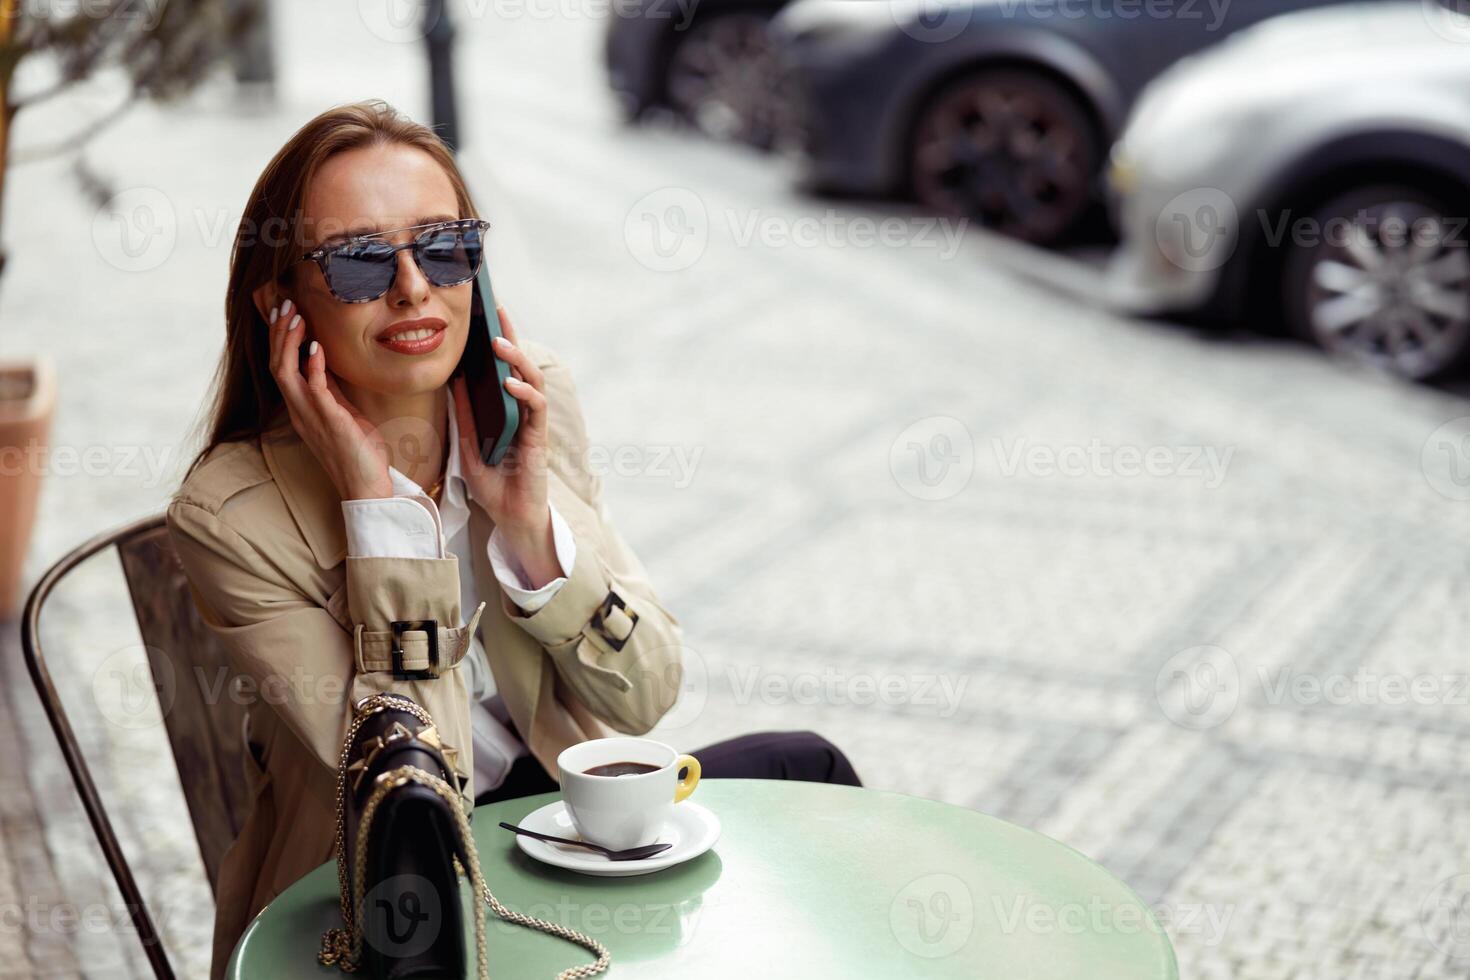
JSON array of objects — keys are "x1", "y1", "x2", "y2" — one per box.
[
  {"x1": 497, "y1": 350, "x2": 685, "y2": 735},
  {"x1": 165, "y1": 497, "x2": 484, "y2": 784}
]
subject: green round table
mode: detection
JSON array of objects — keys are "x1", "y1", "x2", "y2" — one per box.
[{"x1": 228, "y1": 779, "x2": 1178, "y2": 978}]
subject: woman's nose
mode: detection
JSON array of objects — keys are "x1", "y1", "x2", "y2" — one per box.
[{"x1": 389, "y1": 248, "x2": 431, "y2": 305}]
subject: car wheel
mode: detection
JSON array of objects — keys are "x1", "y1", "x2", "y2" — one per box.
[
  {"x1": 665, "y1": 11, "x2": 785, "y2": 147},
  {"x1": 908, "y1": 68, "x2": 1099, "y2": 245},
  {"x1": 1282, "y1": 185, "x2": 1470, "y2": 380}
]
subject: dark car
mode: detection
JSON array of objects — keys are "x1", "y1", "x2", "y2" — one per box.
[
  {"x1": 604, "y1": 0, "x2": 795, "y2": 146},
  {"x1": 772, "y1": 0, "x2": 1376, "y2": 244}
]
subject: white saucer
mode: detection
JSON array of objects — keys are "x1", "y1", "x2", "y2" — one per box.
[{"x1": 510, "y1": 799, "x2": 720, "y2": 877}]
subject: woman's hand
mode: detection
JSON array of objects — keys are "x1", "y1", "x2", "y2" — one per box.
[
  {"x1": 454, "y1": 305, "x2": 561, "y2": 588},
  {"x1": 268, "y1": 299, "x2": 394, "y2": 501}
]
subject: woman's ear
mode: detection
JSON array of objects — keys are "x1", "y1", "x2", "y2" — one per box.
[{"x1": 251, "y1": 278, "x2": 289, "y2": 326}]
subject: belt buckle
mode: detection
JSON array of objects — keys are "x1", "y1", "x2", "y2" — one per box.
[
  {"x1": 389, "y1": 619, "x2": 439, "y2": 680},
  {"x1": 589, "y1": 591, "x2": 638, "y2": 652}
]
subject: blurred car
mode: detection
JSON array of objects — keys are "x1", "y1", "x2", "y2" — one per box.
[
  {"x1": 771, "y1": 0, "x2": 1374, "y2": 244},
  {"x1": 1106, "y1": 1, "x2": 1470, "y2": 380},
  {"x1": 604, "y1": 0, "x2": 794, "y2": 146}
]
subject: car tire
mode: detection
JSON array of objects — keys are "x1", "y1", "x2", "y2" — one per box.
[
  {"x1": 908, "y1": 67, "x2": 1100, "y2": 245},
  {"x1": 1281, "y1": 184, "x2": 1470, "y2": 381},
  {"x1": 664, "y1": 10, "x2": 786, "y2": 148}
]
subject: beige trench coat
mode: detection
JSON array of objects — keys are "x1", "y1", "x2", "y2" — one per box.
[{"x1": 164, "y1": 339, "x2": 684, "y2": 979}]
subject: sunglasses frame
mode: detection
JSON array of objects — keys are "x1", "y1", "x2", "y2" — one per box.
[{"x1": 294, "y1": 217, "x2": 492, "y2": 303}]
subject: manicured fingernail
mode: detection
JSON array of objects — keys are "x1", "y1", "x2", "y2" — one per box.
[
  {"x1": 309, "y1": 340, "x2": 319, "y2": 356},
  {"x1": 289, "y1": 315, "x2": 301, "y2": 331},
  {"x1": 282, "y1": 299, "x2": 293, "y2": 316},
  {"x1": 494, "y1": 336, "x2": 512, "y2": 349},
  {"x1": 269, "y1": 306, "x2": 279, "y2": 323},
  {"x1": 505, "y1": 376, "x2": 522, "y2": 387}
]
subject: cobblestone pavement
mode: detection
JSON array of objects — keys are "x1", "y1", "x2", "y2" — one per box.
[{"x1": 1, "y1": 3, "x2": 1469, "y2": 978}]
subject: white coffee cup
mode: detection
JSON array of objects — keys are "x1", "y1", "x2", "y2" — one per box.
[{"x1": 557, "y1": 736, "x2": 701, "y2": 851}]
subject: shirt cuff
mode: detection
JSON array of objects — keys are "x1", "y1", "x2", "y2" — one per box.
[
  {"x1": 487, "y1": 500, "x2": 577, "y2": 614},
  {"x1": 341, "y1": 494, "x2": 444, "y2": 559}
]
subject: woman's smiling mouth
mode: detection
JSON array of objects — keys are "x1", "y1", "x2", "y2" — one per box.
[{"x1": 377, "y1": 317, "x2": 446, "y2": 355}]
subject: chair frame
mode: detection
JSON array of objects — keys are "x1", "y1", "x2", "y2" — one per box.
[{"x1": 20, "y1": 512, "x2": 179, "y2": 980}]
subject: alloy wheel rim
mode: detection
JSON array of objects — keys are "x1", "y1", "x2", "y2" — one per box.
[
  {"x1": 912, "y1": 78, "x2": 1091, "y2": 241},
  {"x1": 667, "y1": 14, "x2": 780, "y2": 143},
  {"x1": 1306, "y1": 201, "x2": 1470, "y2": 379}
]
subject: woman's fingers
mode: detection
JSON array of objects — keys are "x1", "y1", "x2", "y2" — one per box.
[
  {"x1": 270, "y1": 299, "x2": 308, "y2": 407},
  {"x1": 492, "y1": 333, "x2": 544, "y2": 392},
  {"x1": 503, "y1": 370, "x2": 547, "y2": 430},
  {"x1": 303, "y1": 338, "x2": 333, "y2": 402}
]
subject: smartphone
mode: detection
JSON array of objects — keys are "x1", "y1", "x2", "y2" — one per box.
[{"x1": 455, "y1": 258, "x2": 520, "y2": 466}]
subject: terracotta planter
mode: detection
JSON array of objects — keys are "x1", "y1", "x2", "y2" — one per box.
[{"x1": 0, "y1": 355, "x2": 55, "y2": 620}]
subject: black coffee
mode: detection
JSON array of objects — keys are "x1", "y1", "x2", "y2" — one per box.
[{"x1": 584, "y1": 761, "x2": 659, "y2": 777}]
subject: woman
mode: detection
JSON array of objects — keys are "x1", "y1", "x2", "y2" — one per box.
[{"x1": 167, "y1": 99, "x2": 860, "y2": 978}]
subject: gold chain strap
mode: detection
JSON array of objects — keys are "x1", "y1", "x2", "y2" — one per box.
[{"x1": 318, "y1": 695, "x2": 611, "y2": 980}]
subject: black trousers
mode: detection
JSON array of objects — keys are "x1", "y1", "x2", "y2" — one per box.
[{"x1": 474, "y1": 730, "x2": 861, "y2": 808}]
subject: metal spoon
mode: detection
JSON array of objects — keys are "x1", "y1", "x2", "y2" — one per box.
[{"x1": 498, "y1": 821, "x2": 673, "y2": 861}]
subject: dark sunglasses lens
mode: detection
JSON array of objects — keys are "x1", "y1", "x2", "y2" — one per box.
[
  {"x1": 325, "y1": 241, "x2": 397, "y2": 301},
  {"x1": 417, "y1": 224, "x2": 484, "y2": 287}
]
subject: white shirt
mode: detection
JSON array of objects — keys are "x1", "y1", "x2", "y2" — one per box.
[{"x1": 338, "y1": 384, "x2": 577, "y2": 793}]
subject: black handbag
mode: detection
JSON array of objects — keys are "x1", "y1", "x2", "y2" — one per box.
[{"x1": 319, "y1": 692, "x2": 611, "y2": 979}]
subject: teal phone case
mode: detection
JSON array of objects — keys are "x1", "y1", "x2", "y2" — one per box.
[{"x1": 470, "y1": 260, "x2": 520, "y2": 466}]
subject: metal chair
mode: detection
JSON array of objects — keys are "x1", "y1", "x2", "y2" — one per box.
[{"x1": 21, "y1": 512, "x2": 253, "y2": 980}]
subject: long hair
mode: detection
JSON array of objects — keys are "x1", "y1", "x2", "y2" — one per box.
[{"x1": 179, "y1": 99, "x2": 480, "y2": 484}]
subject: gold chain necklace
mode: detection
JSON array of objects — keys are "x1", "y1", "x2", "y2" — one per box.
[{"x1": 419, "y1": 433, "x2": 449, "y2": 502}]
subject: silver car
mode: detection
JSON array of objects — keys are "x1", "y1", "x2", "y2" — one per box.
[{"x1": 1106, "y1": 1, "x2": 1470, "y2": 379}]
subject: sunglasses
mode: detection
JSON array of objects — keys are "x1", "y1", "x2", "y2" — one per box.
[{"x1": 294, "y1": 217, "x2": 491, "y2": 303}]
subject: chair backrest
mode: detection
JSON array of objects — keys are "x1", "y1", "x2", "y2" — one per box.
[
  {"x1": 115, "y1": 517, "x2": 252, "y2": 888},
  {"x1": 22, "y1": 512, "x2": 254, "y2": 980}
]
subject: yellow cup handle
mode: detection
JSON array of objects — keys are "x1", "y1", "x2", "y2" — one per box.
[{"x1": 673, "y1": 754, "x2": 700, "y2": 803}]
